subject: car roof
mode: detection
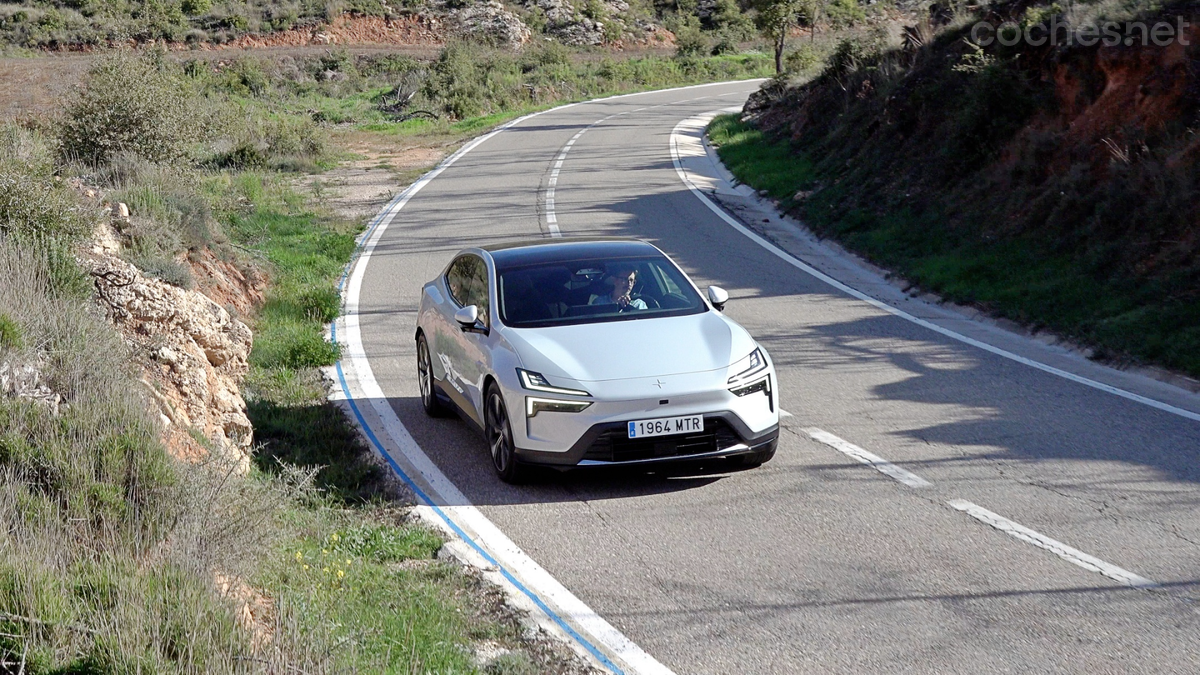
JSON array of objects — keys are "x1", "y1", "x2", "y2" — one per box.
[{"x1": 483, "y1": 237, "x2": 662, "y2": 268}]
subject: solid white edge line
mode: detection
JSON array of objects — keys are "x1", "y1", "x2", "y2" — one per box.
[
  {"x1": 947, "y1": 500, "x2": 1160, "y2": 589},
  {"x1": 803, "y1": 428, "x2": 932, "y2": 488},
  {"x1": 339, "y1": 83, "x2": 769, "y2": 675},
  {"x1": 669, "y1": 111, "x2": 1200, "y2": 425}
]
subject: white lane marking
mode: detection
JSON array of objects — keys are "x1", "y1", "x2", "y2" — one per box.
[
  {"x1": 541, "y1": 95, "x2": 743, "y2": 238},
  {"x1": 947, "y1": 500, "x2": 1160, "y2": 589},
  {"x1": 804, "y1": 428, "x2": 932, "y2": 488},
  {"x1": 340, "y1": 84, "x2": 771, "y2": 675},
  {"x1": 544, "y1": 128, "x2": 591, "y2": 237},
  {"x1": 669, "y1": 111, "x2": 1200, "y2": 424},
  {"x1": 780, "y1": 409, "x2": 794, "y2": 418}
]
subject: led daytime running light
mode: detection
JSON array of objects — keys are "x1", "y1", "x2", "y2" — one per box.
[
  {"x1": 517, "y1": 369, "x2": 591, "y2": 397},
  {"x1": 526, "y1": 397, "x2": 593, "y2": 417}
]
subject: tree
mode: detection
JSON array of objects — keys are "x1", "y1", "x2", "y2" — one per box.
[{"x1": 755, "y1": 0, "x2": 811, "y2": 74}]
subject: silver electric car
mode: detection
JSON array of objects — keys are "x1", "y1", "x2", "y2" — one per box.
[{"x1": 414, "y1": 237, "x2": 779, "y2": 482}]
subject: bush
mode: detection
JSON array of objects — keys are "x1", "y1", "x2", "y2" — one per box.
[
  {"x1": 0, "y1": 165, "x2": 91, "y2": 240},
  {"x1": 181, "y1": 0, "x2": 211, "y2": 15},
  {"x1": 785, "y1": 44, "x2": 822, "y2": 74},
  {"x1": 674, "y1": 24, "x2": 708, "y2": 57},
  {"x1": 59, "y1": 50, "x2": 204, "y2": 166},
  {"x1": 0, "y1": 313, "x2": 22, "y2": 350}
]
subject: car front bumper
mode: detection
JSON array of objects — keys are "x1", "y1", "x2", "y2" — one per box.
[{"x1": 514, "y1": 411, "x2": 779, "y2": 467}]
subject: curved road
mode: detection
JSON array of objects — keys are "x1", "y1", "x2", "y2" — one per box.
[{"x1": 353, "y1": 82, "x2": 1200, "y2": 673}]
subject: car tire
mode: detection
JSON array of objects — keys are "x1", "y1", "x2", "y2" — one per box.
[
  {"x1": 485, "y1": 383, "x2": 526, "y2": 484},
  {"x1": 417, "y1": 334, "x2": 450, "y2": 417}
]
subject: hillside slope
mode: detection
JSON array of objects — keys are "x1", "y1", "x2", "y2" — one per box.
[{"x1": 733, "y1": 0, "x2": 1200, "y2": 378}]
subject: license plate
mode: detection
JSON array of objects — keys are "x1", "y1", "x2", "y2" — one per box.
[{"x1": 627, "y1": 415, "x2": 704, "y2": 439}]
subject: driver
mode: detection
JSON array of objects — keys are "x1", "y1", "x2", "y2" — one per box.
[{"x1": 589, "y1": 264, "x2": 647, "y2": 311}]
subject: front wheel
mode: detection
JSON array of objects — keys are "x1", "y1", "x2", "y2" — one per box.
[
  {"x1": 417, "y1": 334, "x2": 449, "y2": 417},
  {"x1": 484, "y1": 384, "x2": 526, "y2": 484}
]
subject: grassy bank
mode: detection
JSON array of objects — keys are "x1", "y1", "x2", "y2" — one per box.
[{"x1": 711, "y1": 21, "x2": 1200, "y2": 380}]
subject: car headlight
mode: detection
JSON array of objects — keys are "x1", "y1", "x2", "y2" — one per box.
[
  {"x1": 727, "y1": 347, "x2": 767, "y2": 384},
  {"x1": 526, "y1": 397, "x2": 593, "y2": 417},
  {"x1": 729, "y1": 375, "x2": 770, "y2": 397},
  {"x1": 517, "y1": 368, "x2": 591, "y2": 397}
]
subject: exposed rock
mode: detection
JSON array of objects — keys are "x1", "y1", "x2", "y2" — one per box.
[
  {"x1": 0, "y1": 360, "x2": 62, "y2": 415},
  {"x1": 83, "y1": 253, "x2": 254, "y2": 474},
  {"x1": 451, "y1": 0, "x2": 532, "y2": 47},
  {"x1": 524, "y1": 0, "x2": 634, "y2": 45},
  {"x1": 215, "y1": 573, "x2": 274, "y2": 650}
]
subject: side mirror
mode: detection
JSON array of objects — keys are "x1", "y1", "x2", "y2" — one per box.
[
  {"x1": 708, "y1": 286, "x2": 729, "y2": 311},
  {"x1": 454, "y1": 304, "x2": 479, "y2": 327}
]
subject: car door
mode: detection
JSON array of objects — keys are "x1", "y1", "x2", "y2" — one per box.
[
  {"x1": 436, "y1": 253, "x2": 491, "y2": 426},
  {"x1": 457, "y1": 254, "x2": 493, "y2": 423},
  {"x1": 433, "y1": 255, "x2": 476, "y2": 415}
]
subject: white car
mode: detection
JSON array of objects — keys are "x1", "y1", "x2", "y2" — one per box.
[{"x1": 415, "y1": 237, "x2": 779, "y2": 482}]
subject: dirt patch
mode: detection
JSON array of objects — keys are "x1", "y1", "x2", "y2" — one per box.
[
  {"x1": 0, "y1": 54, "x2": 90, "y2": 120},
  {"x1": 215, "y1": 572, "x2": 275, "y2": 650},
  {"x1": 299, "y1": 129, "x2": 455, "y2": 223}
]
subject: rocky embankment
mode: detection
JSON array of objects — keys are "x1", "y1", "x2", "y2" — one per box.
[{"x1": 83, "y1": 209, "x2": 260, "y2": 475}]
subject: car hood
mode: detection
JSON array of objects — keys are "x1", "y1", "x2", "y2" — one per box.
[{"x1": 504, "y1": 311, "x2": 756, "y2": 382}]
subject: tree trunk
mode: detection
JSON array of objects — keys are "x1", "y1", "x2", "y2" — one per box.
[{"x1": 775, "y1": 31, "x2": 785, "y2": 74}]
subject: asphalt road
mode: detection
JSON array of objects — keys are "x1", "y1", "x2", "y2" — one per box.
[{"x1": 355, "y1": 81, "x2": 1200, "y2": 673}]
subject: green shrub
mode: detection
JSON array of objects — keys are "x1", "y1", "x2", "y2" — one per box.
[
  {"x1": 0, "y1": 165, "x2": 91, "y2": 240},
  {"x1": 785, "y1": 44, "x2": 822, "y2": 74},
  {"x1": 298, "y1": 286, "x2": 341, "y2": 323},
  {"x1": 825, "y1": 0, "x2": 866, "y2": 29},
  {"x1": 0, "y1": 313, "x2": 21, "y2": 350},
  {"x1": 181, "y1": 0, "x2": 211, "y2": 15},
  {"x1": 212, "y1": 141, "x2": 269, "y2": 169},
  {"x1": 674, "y1": 24, "x2": 708, "y2": 57},
  {"x1": 59, "y1": 50, "x2": 204, "y2": 166}
]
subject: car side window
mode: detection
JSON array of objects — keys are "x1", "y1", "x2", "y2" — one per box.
[
  {"x1": 446, "y1": 256, "x2": 473, "y2": 307},
  {"x1": 446, "y1": 254, "x2": 490, "y2": 328},
  {"x1": 465, "y1": 256, "x2": 490, "y2": 328}
]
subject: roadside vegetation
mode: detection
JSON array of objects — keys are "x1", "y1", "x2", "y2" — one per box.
[
  {"x1": 0, "y1": 4, "x2": 809, "y2": 661},
  {"x1": 712, "y1": 0, "x2": 1200, "y2": 378}
]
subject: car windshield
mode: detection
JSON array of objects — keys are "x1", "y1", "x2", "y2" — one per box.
[{"x1": 497, "y1": 255, "x2": 708, "y2": 328}]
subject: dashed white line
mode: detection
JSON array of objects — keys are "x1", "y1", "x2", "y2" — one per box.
[
  {"x1": 947, "y1": 500, "x2": 1160, "y2": 589},
  {"x1": 545, "y1": 126, "x2": 597, "y2": 237},
  {"x1": 803, "y1": 427, "x2": 932, "y2": 488}
]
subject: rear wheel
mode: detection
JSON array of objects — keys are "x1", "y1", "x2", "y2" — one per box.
[
  {"x1": 417, "y1": 334, "x2": 449, "y2": 417},
  {"x1": 485, "y1": 384, "x2": 526, "y2": 484}
]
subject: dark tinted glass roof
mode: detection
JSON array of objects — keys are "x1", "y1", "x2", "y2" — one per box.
[{"x1": 484, "y1": 237, "x2": 660, "y2": 268}]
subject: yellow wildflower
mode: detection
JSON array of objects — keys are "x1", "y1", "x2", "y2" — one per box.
[
  {"x1": 295, "y1": 551, "x2": 303, "y2": 561},
  {"x1": 337, "y1": 569, "x2": 345, "y2": 579}
]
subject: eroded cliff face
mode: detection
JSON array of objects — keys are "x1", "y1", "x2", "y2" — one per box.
[{"x1": 84, "y1": 222, "x2": 257, "y2": 474}]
